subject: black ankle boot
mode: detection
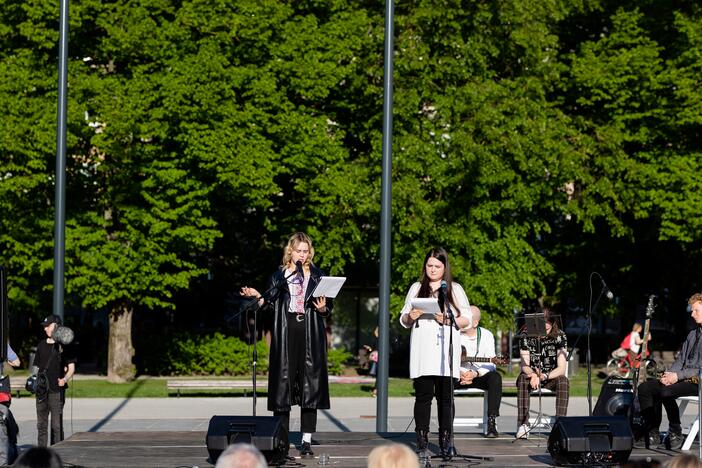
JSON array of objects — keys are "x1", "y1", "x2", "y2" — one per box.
[
  {"x1": 299, "y1": 441, "x2": 314, "y2": 457},
  {"x1": 486, "y1": 415, "x2": 499, "y2": 438},
  {"x1": 415, "y1": 429, "x2": 428, "y2": 453},
  {"x1": 439, "y1": 430, "x2": 456, "y2": 460}
]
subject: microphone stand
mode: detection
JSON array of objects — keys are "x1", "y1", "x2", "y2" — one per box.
[
  {"x1": 566, "y1": 272, "x2": 608, "y2": 416},
  {"x1": 433, "y1": 289, "x2": 492, "y2": 463},
  {"x1": 239, "y1": 267, "x2": 299, "y2": 416}
]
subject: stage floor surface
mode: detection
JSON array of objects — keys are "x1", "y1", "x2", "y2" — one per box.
[{"x1": 51, "y1": 431, "x2": 687, "y2": 467}]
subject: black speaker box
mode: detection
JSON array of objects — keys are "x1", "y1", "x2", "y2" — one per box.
[
  {"x1": 548, "y1": 416, "x2": 633, "y2": 466},
  {"x1": 206, "y1": 415, "x2": 286, "y2": 464},
  {"x1": 593, "y1": 376, "x2": 634, "y2": 417}
]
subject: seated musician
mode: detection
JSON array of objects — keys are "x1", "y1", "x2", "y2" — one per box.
[
  {"x1": 516, "y1": 308, "x2": 569, "y2": 439},
  {"x1": 458, "y1": 306, "x2": 502, "y2": 438},
  {"x1": 636, "y1": 293, "x2": 702, "y2": 449}
]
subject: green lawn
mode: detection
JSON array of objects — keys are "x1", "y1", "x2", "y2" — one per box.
[{"x1": 9, "y1": 367, "x2": 609, "y2": 398}]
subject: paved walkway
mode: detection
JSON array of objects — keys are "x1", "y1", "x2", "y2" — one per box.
[{"x1": 9, "y1": 394, "x2": 695, "y2": 448}]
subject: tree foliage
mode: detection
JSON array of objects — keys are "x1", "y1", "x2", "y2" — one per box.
[{"x1": 1, "y1": 0, "x2": 702, "y2": 369}]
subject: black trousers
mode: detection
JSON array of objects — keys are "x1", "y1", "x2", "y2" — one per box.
[
  {"x1": 274, "y1": 409, "x2": 318, "y2": 448},
  {"x1": 414, "y1": 376, "x2": 453, "y2": 433},
  {"x1": 638, "y1": 378, "x2": 698, "y2": 430},
  {"x1": 274, "y1": 314, "x2": 318, "y2": 449},
  {"x1": 36, "y1": 390, "x2": 64, "y2": 446},
  {"x1": 456, "y1": 371, "x2": 502, "y2": 416}
]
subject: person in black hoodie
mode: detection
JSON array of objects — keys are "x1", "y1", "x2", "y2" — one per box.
[{"x1": 34, "y1": 314, "x2": 75, "y2": 446}]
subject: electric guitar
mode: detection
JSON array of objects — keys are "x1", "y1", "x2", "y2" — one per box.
[
  {"x1": 637, "y1": 295, "x2": 655, "y2": 384},
  {"x1": 630, "y1": 295, "x2": 656, "y2": 434}
]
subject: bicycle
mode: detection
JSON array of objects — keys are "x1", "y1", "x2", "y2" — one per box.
[{"x1": 605, "y1": 351, "x2": 661, "y2": 379}]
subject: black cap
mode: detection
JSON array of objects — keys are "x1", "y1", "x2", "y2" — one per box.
[{"x1": 40, "y1": 314, "x2": 62, "y2": 327}]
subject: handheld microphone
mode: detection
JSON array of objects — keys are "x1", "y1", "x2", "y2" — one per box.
[
  {"x1": 52, "y1": 325, "x2": 75, "y2": 345},
  {"x1": 295, "y1": 260, "x2": 304, "y2": 277}
]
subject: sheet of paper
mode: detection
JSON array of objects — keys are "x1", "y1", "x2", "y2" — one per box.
[
  {"x1": 311, "y1": 276, "x2": 346, "y2": 298},
  {"x1": 410, "y1": 298, "x2": 440, "y2": 319}
]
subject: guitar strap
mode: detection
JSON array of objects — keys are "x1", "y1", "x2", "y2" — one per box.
[{"x1": 474, "y1": 327, "x2": 481, "y2": 359}]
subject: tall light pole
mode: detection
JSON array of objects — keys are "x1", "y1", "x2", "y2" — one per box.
[
  {"x1": 53, "y1": 0, "x2": 69, "y2": 321},
  {"x1": 376, "y1": 0, "x2": 395, "y2": 433}
]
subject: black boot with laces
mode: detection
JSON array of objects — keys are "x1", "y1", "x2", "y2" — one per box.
[{"x1": 486, "y1": 415, "x2": 499, "y2": 438}]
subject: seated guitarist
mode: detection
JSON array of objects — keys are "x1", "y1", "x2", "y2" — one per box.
[
  {"x1": 636, "y1": 293, "x2": 702, "y2": 449},
  {"x1": 458, "y1": 306, "x2": 502, "y2": 438}
]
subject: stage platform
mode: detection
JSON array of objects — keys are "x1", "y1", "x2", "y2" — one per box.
[{"x1": 51, "y1": 431, "x2": 686, "y2": 467}]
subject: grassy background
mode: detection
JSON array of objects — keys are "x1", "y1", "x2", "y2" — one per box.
[{"x1": 7, "y1": 368, "x2": 609, "y2": 398}]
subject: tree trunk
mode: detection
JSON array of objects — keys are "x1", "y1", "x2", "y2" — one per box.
[{"x1": 107, "y1": 301, "x2": 135, "y2": 383}]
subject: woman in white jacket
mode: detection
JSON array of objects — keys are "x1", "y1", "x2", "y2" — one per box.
[{"x1": 399, "y1": 247, "x2": 472, "y2": 458}]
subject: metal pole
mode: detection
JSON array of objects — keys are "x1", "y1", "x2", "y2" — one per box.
[
  {"x1": 52, "y1": 0, "x2": 69, "y2": 321},
  {"x1": 376, "y1": 0, "x2": 395, "y2": 433}
]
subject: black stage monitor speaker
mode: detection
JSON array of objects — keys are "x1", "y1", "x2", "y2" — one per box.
[
  {"x1": 548, "y1": 416, "x2": 633, "y2": 466},
  {"x1": 594, "y1": 376, "x2": 634, "y2": 417},
  {"x1": 206, "y1": 415, "x2": 286, "y2": 464}
]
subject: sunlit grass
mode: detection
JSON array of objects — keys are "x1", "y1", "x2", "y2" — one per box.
[{"x1": 8, "y1": 367, "x2": 610, "y2": 398}]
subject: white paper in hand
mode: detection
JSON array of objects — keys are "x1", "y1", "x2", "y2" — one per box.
[
  {"x1": 312, "y1": 276, "x2": 346, "y2": 298},
  {"x1": 410, "y1": 298, "x2": 441, "y2": 320}
]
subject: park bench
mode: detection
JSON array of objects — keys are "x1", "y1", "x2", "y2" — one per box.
[
  {"x1": 166, "y1": 375, "x2": 376, "y2": 397},
  {"x1": 166, "y1": 379, "x2": 269, "y2": 397},
  {"x1": 4, "y1": 378, "x2": 27, "y2": 398}
]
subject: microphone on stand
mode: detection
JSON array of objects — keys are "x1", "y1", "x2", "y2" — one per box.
[
  {"x1": 440, "y1": 280, "x2": 459, "y2": 330},
  {"x1": 295, "y1": 260, "x2": 304, "y2": 277},
  {"x1": 440, "y1": 280, "x2": 448, "y2": 296},
  {"x1": 600, "y1": 278, "x2": 614, "y2": 300}
]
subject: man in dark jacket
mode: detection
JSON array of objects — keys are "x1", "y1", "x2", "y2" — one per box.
[
  {"x1": 241, "y1": 232, "x2": 333, "y2": 459},
  {"x1": 636, "y1": 293, "x2": 702, "y2": 449}
]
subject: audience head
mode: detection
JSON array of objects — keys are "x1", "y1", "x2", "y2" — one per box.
[
  {"x1": 13, "y1": 447, "x2": 63, "y2": 468},
  {"x1": 214, "y1": 443, "x2": 267, "y2": 468},
  {"x1": 666, "y1": 453, "x2": 702, "y2": 468},
  {"x1": 367, "y1": 442, "x2": 420, "y2": 468}
]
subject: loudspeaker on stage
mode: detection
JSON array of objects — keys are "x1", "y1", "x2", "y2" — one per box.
[
  {"x1": 593, "y1": 376, "x2": 634, "y2": 417},
  {"x1": 547, "y1": 416, "x2": 633, "y2": 466},
  {"x1": 206, "y1": 415, "x2": 286, "y2": 464}
]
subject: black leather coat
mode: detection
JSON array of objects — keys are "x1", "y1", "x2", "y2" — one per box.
[{"x1": 264, "y1": 265, "x2": 332, "y2": 412}]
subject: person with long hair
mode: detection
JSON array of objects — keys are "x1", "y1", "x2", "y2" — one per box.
[
  {"x1": 516, "y1": 307, "x2": 569, "y2": 439},
  {"x1": 241, "y1": 232, "x2": 331, "y2": 459},
  {"x1": 399, "y1": 247, "x2": 472, "y2": 459}
]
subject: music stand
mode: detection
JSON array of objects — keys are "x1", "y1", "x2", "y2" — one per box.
[
  {"x1": 515, "y1": 313, "x2": 561, "y2": 444},
  {"x1": 524, "y1": 313, "x2": 547, "y2": 338}
]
